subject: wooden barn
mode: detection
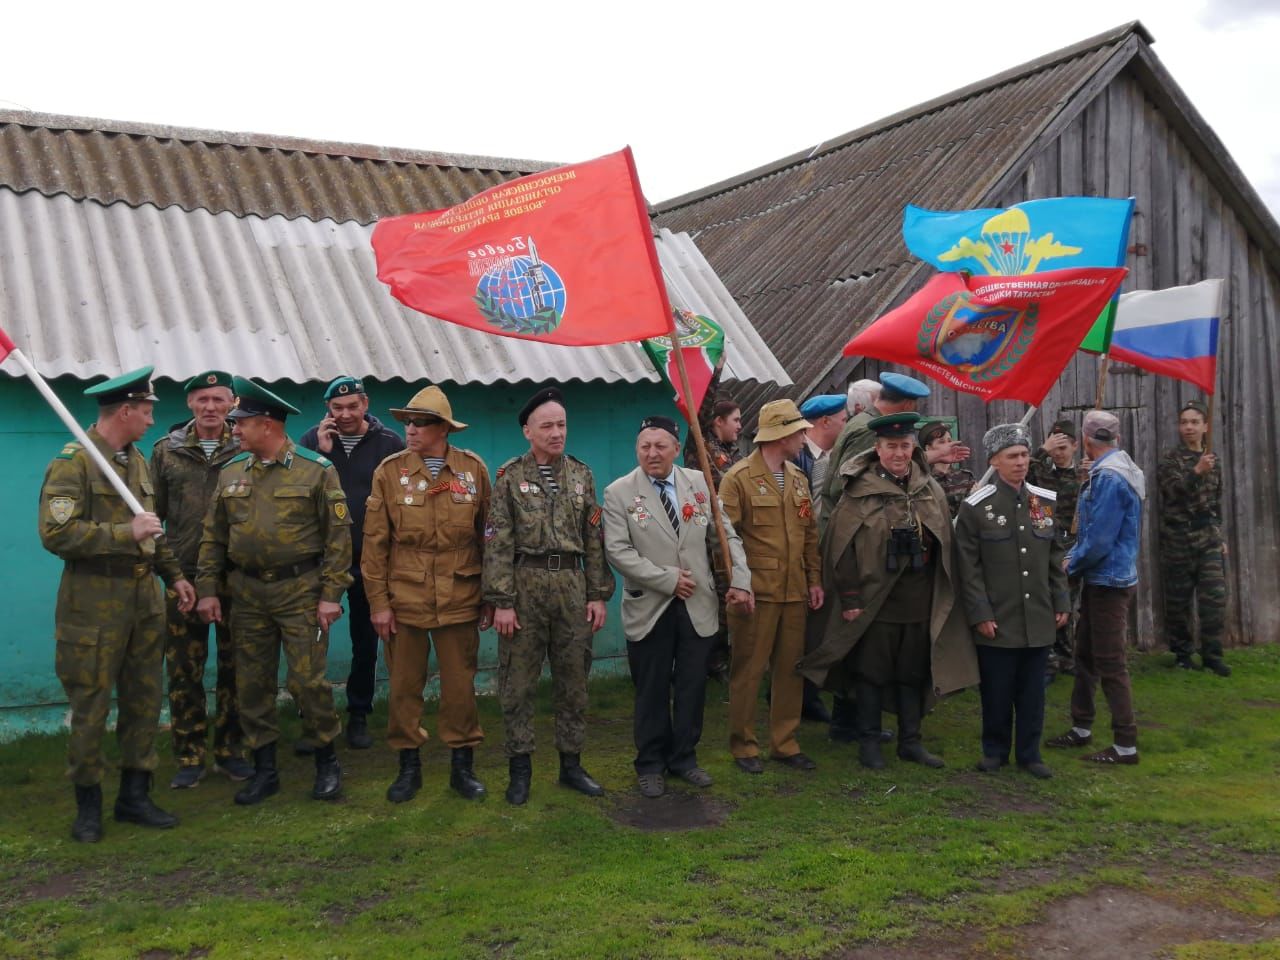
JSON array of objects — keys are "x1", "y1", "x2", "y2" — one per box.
[{"x1": 655, "y1": 21, "x2": 1280, "y2": 650}]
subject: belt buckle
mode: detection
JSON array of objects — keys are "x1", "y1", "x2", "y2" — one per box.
[
  {"x1": 547, "y1": 554, "x2": 561, "y2": 572},
  {"x1": 132, "y1": 563, "x2": 149, "y2": 579},
  {"x1": 261, "y1": 569, "x2": 278, "y2": 582}
]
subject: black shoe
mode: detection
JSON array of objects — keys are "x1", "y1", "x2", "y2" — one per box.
[
  {"x1": 449, "y1": 747, "x2": 486, "y2": 801},
  {"x1": 386, "y1": 748, "x2": 422, "y2": 804},
  {"x1": 897, "y1": 743, "x2": 945, "y2": 769},
  {"x1": 214, "y1": 756, "x2": 254, "y2": 782},
  {"x1": 346, "y1": 714, "x2": 373, "y2": 750},
  {"x1": 801, "y1": 682, "x2": 832, "y2": 724},
  {"x1": 71, "y1": 784, "x2": 102, "y2": 843},
  {"x1": 169, "y1": 764, "x2": 206, "y2": 789},
  {"x1": 293, "y1": 738, "x2": 316, "y2": 756},
  {"x1": 506, "y1": 754, "x2": 532, "y2": 806},
  {"x1": 235, "y1": 743, "x2": 281, "y2": 806},
  {"x1": 975, "y1": 755, "x2": 1003, "y2": 774},
  {"x1": 1203, "y1": 657, "x2": 1232, "y2": 677},
  {"x1": 1174, "y1": 654, "x2": 1197, "y2": 670},
  {"x1": 113, "y1": 769, "x2": 179, "y2": 828},
  {"x1": 312, "y1": 742, "x2": 342, "y2": 800},
  {"x1": 828, "y1": 694, "x2": 858, "y2": 743},
  {"x1": 734, "y1": 756, "x2": 764, "y2": 775},
  {"x1": 858, "y1": 738, "x2": 886, "y2": 770},
  {"x1": 772, "y1": 752, "x2": 816, "y2": 771},
  {"x1": 878, "y1": 728, "x2": 896, "y2": 743},
  {"x1": 558, "y1": 752, "x2": 604, "y2": 797},
  {"x1": 1019, "y1": 761, "x2": 1054, "y2": 780}
]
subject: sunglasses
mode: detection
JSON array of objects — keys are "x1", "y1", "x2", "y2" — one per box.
[{"x1": 404, "y1": 416, "x2": 444, "y2": 428}]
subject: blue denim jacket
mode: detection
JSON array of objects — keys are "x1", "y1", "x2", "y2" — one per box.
[{"x1": 1067, "y1": 449, "x2": 1145, "y2": 588}]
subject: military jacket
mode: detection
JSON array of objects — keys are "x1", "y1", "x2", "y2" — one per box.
[
  {"x1": 195, "y1": 440, "x2": 353, "y2": 603},
  {"x1": 684, "y1": 434, "x2": 743, "y2": 490},
  {"x1": 1157, "y1": 443, "x2": 1222, "y2": 533},
  {"x1": 39, "y1": 428, "x2": 185, "y2": 586},
  {"x1": 953, "y1": 480, "x2": 1070, "y2": 648},
  {"x1": 151, "y1": 421, "x2": 240, "y2": 577},
  {"x1": 1028, "y1": 450, "x2": 1082, "y2": 544},
  {"x1": 362, "y1": 446, "x2": 491, "y2": 628},
  {"x1": 932, "y1": 466, "x2": 976, "y2": 519},
  {"x1": 718, "y1": 449, "x2": 820, "y2": 603},
  {"x1": 481, "y1": 452, "x2": 615, "y2": 608},
  {"x1": 822, "y1": 410, "x2": 873, "y2": 517}
]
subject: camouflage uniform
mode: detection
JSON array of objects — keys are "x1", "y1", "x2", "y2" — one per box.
[
  {"x1": 685, "y1": 434, "x2": 743, "y2": 490},
  {"x1": 932, "y1": 466, "x2": 977, "y2": 519},
  {"x1": 1028, "y1": 451, "x2": 1084, "y2": 674},
  {"x1": 195, "y1": 441, "x2": 353, "y2": 750},
  {"x1": 1157, "y1": 443, "x2": 1226, "y2": 661},
  {"x1": 482, "y1": 452, "x2": 615, "y2": 756},
  {"x1": 152, "y1": 422, "x2": 242, "y2": 769},
  {"x1": 39, "y1": 429, "x2": 186, "y2": 785}
]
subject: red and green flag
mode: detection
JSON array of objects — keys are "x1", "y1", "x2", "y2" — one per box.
[
  {"x1": 642, "y1": 308, "x2": 724, "y2": 420},
  {"x1": 0, "y1": 324, "x2": 14, "y2": 364},
  {"x1": 371, "y1": 147, "x2": 673, "y2": 346},
  {"x1": 843, "y1": 268, "x2": 1128, "y2": 405}
]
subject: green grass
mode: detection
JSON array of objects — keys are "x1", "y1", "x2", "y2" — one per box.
[{"x1": 1, "y1": 647, "x2": 1278, "y2": 959}]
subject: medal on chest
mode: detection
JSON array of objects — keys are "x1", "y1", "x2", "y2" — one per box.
[
  {"x1": 399, "y1": 469, "x2": 411, "y2": 488},
  {"x1": 1028, "y1": 494, "x2": 1044, "y2": 522},
  {"x1": 798, "y1": 498, "x2": 812, "y2": 519}
]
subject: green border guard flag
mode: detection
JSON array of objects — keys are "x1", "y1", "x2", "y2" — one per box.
[{"x1": 642, "y1": 308, "x2": 724, "y2": 420}]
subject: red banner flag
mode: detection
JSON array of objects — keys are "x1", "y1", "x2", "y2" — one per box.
[
  {"x1": 371, "y1": 148, "x2": 673, "y2": 347},
  {"x1": 843, "y1": 268, "x2": 1128, "y2": 405},
  {"x1": 0, "y1": 324, "x2": 14, "y2": 364}
]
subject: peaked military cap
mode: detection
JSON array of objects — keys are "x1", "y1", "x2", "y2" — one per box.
[
  {"x1": 183, "y1": 370, "x2": 234, "y2": 393},
  {"x1": 867, "y1": 412, "x2": 921, "y2": 437},
  {"x1": 519, "y1": 387, "x2": 565, "y2": 426},
  {"x1": 799, "y1": 394, "x2": 847, "y2": 419},
  {"x1": 228, "y1": 376, "x2": 299, "y2": 421},
  {"x1": 917, "y1": 420, "x2": 951, "y2": 447},
  {"x1": 323, "y1": 375, "x2": 365, "y2": 401},
  {"x1": 638, "y1": 415, "x2": 680, "y2": 440},
  {"x1": 83, "y1": 365, "x2": 159, "y2": 405},
  {"x1": 1180, "y1": 400, "x2": 1209, "y2": 418},
  {"x1": 878, "y1": 372, "x2": 930, "y2": 402}
]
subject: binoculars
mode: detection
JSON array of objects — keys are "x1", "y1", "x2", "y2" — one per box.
[{"x1": 886, "y1": 526, "x2": 925, "y2": 572}]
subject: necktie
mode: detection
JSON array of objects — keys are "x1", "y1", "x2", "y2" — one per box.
[{"x1": 658, "y1": 481, "x2": 680, "y2": 529}]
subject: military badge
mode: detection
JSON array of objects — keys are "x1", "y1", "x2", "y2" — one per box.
[
  {"x1": 49, "y1": 496, "x2": 74, "y2": 525},
  {"x1": 715, "y1": 453, "x2": 729, "y2": 467},
  {"x1": 1028, "y1": 495, "x2": 1044, "y2": 522},
  {"x1": 757, "y1": 481, "x2": 769, "y2": 495},
  {"x1": 798, "y1": 498, "x2": 812, "y2": 519},
  {"x1": 694, "y1": 491, "x2": 706, "y2": 504},
  {"x1": 575, "y1": 482, "x2": 585, "y2": 496},
  {"x1": 399, "y1": 471, "x2": 410, "y2": 487},
  {"x1": 417, "y1": 479, "x2": 428, "y2": 491},
  {"x1": 696, "y1": 513, "x2": 708, "y2": 526},
  {"x1": 404, "y1": 496, "x2": 414, "y2": 505},
  {"x1": 519, "y1": 481, "x2": 530, "y2": 494},
  {"x1": 589, "y1": 506, "x2": 603, "y2": 527},
  {"x1": 334, "y1": 502, "x2": 348, "y2": 520},
  {"x1": 484, "y1": 521, "x2": 496, "y2": 542},
  {"x1": 997, "y1": 515, "x2": 1007, "y2": 526},
  {"x1": 428, "y1": 480, "x2": 450, "y2": 496},
  {"x1": 681, "y1": 503, "x2": 695, "y2": 522}
]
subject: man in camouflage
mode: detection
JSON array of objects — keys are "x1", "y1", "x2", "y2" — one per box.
[
  {"x1": 151, "y1": 370, "x2": 251, "y2": 788},
  {"x1": 196, "y1": 377, "x2": 353, "y2": 804},
  {"x1": 1028, "y1": 417, "x2": 1085, "y2": 680},
  {"x1": 39, "y1": 366, "x2": 197, "y2": 842},
  {"x1": 482, "y1": 387, "x2": 616, "y2": 805},
  {"x1": 918, "y1": 420, "x2": 976, "y2": 518},
  {"x1": 1157, "y1": 400, "x2": 1230, "y2": 676}
]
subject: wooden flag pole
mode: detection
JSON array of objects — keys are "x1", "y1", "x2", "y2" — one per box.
[
  {"x1": 1204, "y1": 395, "x2": 1215, "y2": 456},
  {"x1": 1094, "y1": 353, "x2": 1110, "y2": 410},
  {"x1": 668, "y1": 327, "x2": 735, "y2": 578}
]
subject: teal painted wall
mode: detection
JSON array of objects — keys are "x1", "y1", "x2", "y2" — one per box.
[{"x1": 0, "y1": 374, "x2": 675, "y2": 739}]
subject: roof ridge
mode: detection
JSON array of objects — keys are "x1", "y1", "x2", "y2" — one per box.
[
  {"x1": 0, "y1": 108, "x2": 558, "y2": 173},
  {"x1": 654, "y1": 20, "x2": 1153, "y2": 213}
]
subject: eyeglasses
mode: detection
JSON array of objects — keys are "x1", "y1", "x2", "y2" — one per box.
[{"x1": 404, "y1": 417, "x2": 443, "y2": 428}]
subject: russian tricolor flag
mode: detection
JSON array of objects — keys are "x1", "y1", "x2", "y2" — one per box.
[{"x1": 1108, "y1": 279, "x2": 1223, "y2": 394}]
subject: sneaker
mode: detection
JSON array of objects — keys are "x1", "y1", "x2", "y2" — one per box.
[
  {"x1": 214, "y1": 756, "x2": 254, "y2": 782},
  {"x1": 1019, "y1": 761, "x2": 1054, "y2": 779},
  {"x1": 674, "y1": 766, "x2": 713, "y2": 788},
  {"x1": 169, "y1": 765, "x2": 205, "y2": 789},
  {"x1": 1202, "y1": 657, "x2": 1232, "y2": 677},
  {"x1": 637, "y1": 773, "x2": 665, "y2": 799}
]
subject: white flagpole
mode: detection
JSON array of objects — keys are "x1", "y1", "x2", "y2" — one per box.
[{"x1": 5, "y1": 348, "x2": 147, "y2": 514}]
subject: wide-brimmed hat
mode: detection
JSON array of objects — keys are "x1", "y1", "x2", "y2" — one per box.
[
  {"x1": 390, "y1": 386, "x2": 467, "y2": 431},
  {"x1": 755, "y1": 399, "x2": 812, "y2": 442}
]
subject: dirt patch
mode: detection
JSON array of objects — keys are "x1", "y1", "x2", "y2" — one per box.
[
  {"x1": 1244, "y1": 698, "x2": 1280, "y2": 709},
  {"x1": 608, "y1": 790, "x2": 732, "y2": 832},
  {"x1": 21, "y1": 870, "x2": 86, "y2": 902},
  {"x1": 946, "y1": 771, "x2": 1055, "y2": 816},
  {"x1": 323, "y1": 892, "x2": 390, "y2": 926}
]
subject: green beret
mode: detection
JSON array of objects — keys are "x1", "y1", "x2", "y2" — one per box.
[
  {"x1": 228, "y1": 376, "x2": 300, "y2": 421},
  {"x1": 183, "y1": 370, "x2": 234, "y2": 393},
  {"x1": 323, "y1": 376, "x2": 366, "y2": 401},
  {"x1": 83, "y1": 366, "x2": 158, "y2": 405}
]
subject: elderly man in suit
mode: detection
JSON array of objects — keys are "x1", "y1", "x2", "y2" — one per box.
[{"x1": 604, "y1": 416, "x2": 753, "y2": 798}]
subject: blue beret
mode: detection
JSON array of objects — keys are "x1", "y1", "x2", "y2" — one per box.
[
  {"x1": 879, "y1": 372, "x2": 930, "y2": 401},
  {"x1": 799, "y1": 394, "x2": 847, "y2": 419},
  {"x1": 323, "y1": 376, "x2": 365, "y2": 401}
]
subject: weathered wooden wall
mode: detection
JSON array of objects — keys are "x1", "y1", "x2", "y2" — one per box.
[{"x1": 855, "y1": 67, "x2": 1280, "y2": 650}]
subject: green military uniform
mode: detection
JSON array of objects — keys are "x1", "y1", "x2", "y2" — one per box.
[
  {"x1": 1028, "y1": 448, "x2": 1084, "y2": 675},
  {"x1": 933, "y1": 466, "x2": 977, "y2": 518},
  {"x1": 1157, "y1": 441, "x2": 1226, "y2": 665},
  {"x1": 152, "y1": 417, "x2": 243, "y2": 771},
  {"x1": 196, "y1": 439, "x2": 353, "y2": 751},
  {"x1": 821, "y1": 410, "x2": 873, "y2": 523},
  {"x1": 41, "y1": 428, "x2": 187, "y2": 786},
  {"x1": 482, "y1": 451, "x2": 615, "y2": 757}
]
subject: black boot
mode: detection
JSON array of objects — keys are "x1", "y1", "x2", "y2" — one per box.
[
  {"x1": 386, "y1": 748, "x2": 422, "y2": 804},
  {"x1": 558, "y1": 752, "x2": 605, "y2": 797},
  {"x1": 312, "y1": 741, "x2": 342, "y2": 800},
  {"x1": 801, "y1": 680, "x2": 832, "y2": 723},
  {"x1": 829, "y1": 694, "x2": 858, "y2": 743},
  {"x1": 855, "y1": 682, "x2": 885, "y2": 769},
  {"x1": 450, "y1": 747, "x2": 487, "y2": 801},
  {"x1": 71, "y1": 784, "x2": 103, "y2": 843},
  {"x1": 113, "y1": 769, "x2": 179, "y2": 828},
  {"x1": 346, "y1": 713, "x2": 373, "y2": 750},
  {"x1": 235, "y1": 743, "x2": 281, "y2": 806},
  {"x1": 896, "y1": 685, "x2": 944, "y2": 768},
  {"x1": 506, "y1": 753, "x2": 532, "y2": 806}
]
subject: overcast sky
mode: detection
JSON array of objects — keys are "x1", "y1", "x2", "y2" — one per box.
[{"x1": 3, "y1": 0, "x2": 1276, "y2": 215}]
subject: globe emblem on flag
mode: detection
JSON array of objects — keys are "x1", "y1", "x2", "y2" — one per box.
[
  {"x1": 472, "y1": 239, "x2": 567, "y2": 336},
  {"x1": 918, "y1": 291, "x2": 1039, "y2": 383}
]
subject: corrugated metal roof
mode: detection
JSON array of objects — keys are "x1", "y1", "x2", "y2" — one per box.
[
  {"x1": 0, "y1": 187, "x2": 790, "y2": 388},
  {"x1": 653, "y1": 23, "x2": 1144, "y2": 418},
  {"x1": 0, "y1": 110, "x2": 558, "y2": 224}
]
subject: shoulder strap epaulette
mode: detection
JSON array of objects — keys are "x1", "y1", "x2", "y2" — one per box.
[
  {"x1": 496, "y1": 456, "x2": 521, "y2": 479},
  {"x1": 1025, "y1": 482, "x2": 1058, "y2": 502},
  {"x1": 293, "y1": 446, "x2": 332, "y2": 468},
  {"x1": 964, "y1": 484, "x2": 997, "y2": 507},
  {"x1": 376, "y1": 448, "x2": 410, "y2": 470},
  {"x1": 224, "y1": 451, "x2": 253, "y2": 468},
  {"x1": 54, "y1": 441, "x2": 83, "y2": 461}
]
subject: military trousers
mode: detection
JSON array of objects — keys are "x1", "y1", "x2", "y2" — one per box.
[
  {"x1": 1160, "y1": 529, "x2": 1226, "y2": 660},
  {"x1": 165, "y1": 592, "x2": 243, "y2": 767},
  {"x1": 54, "y1": 571, "x2": 165, "y2": 785},
  {"x1": 228, "y1": 569, "x2": 342, "y2": 751},
  {"x1": 384, "y1": 620, "x2": 484, "y2": 751},
  {"x1": 727, "y1": 599, "x2": 806, "y2": 760},
  {"x1": 498, "y1": 567, "x2": 593, "y2": 758},
  {"x1": 1071, "y1": 584, "x2": 1137, "y2": 748}
]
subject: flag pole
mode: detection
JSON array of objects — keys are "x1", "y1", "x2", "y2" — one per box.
[
  {"x1": 4, "y1": 348, "x2": 147, "y2": 514},
  {"x1": 1093, "y1": 354, "x2": 1110, "y2": 410}
]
